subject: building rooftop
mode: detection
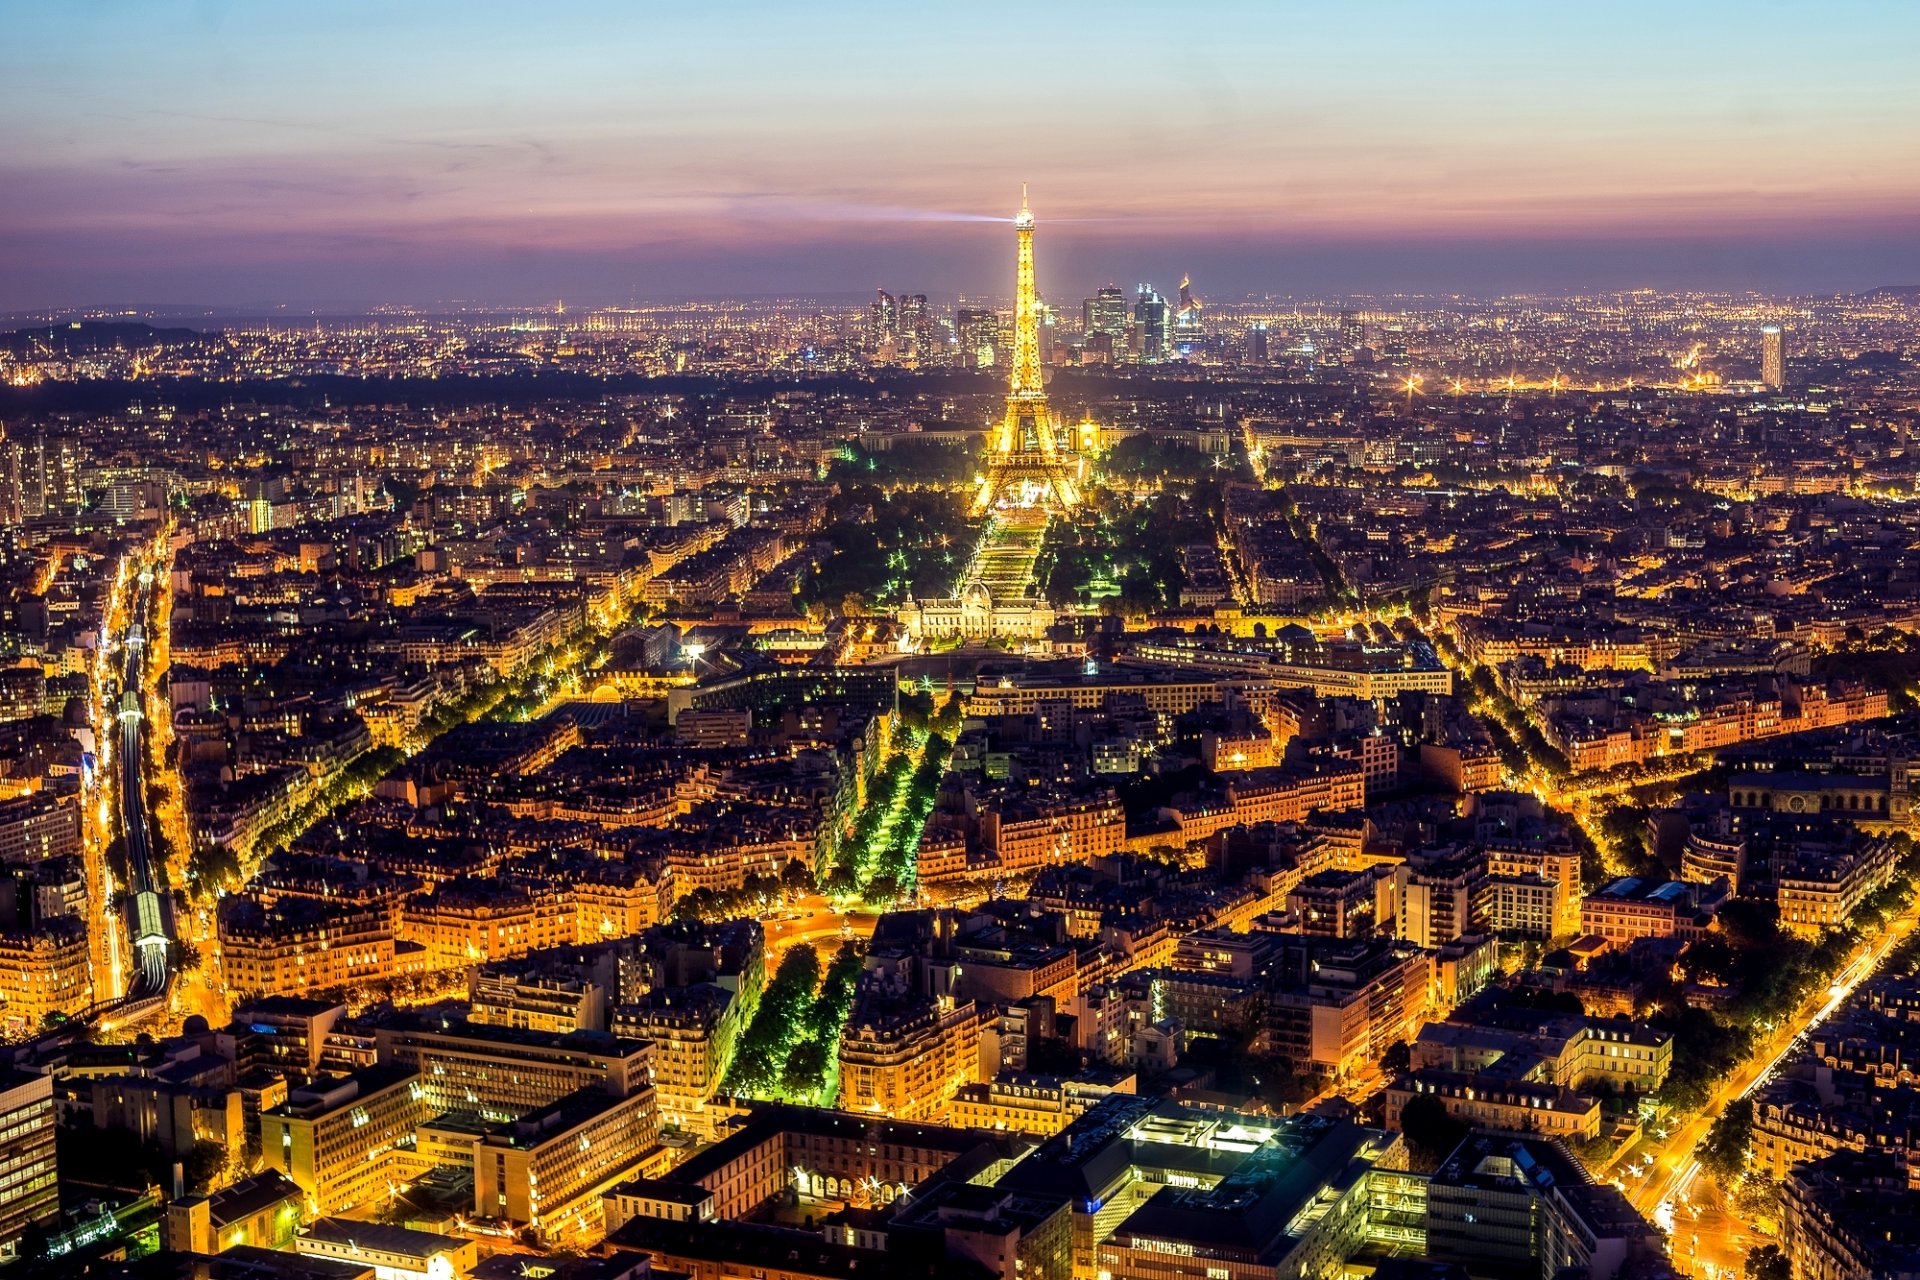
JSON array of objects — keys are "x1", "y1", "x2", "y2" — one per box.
[
  {"x1": 668, "y1": 1102, "x2": 989, "y2": 1188},
  {"x1": 606, "y1": 1218, "x2": 981, "y2": 1280},
  {"x1": 176, "y1": 1170, "x2": 300, "y2": 1228},
  {"x1": 1111, "y1": 1117, "x2": 1388, "y2": 1258},
  {"x1": 300, "y1": 1217, "x2": 468, "y2": 1262},
  {"x1": 269, "y1": 1064, "x2": 418, "y2": 1120},
  {"x1": 481, "y1": 1085, "x2": 634, "y2": 1150},
  {"x1": 378, "y1": 1009, "x2": 651, "y2": 1059},
  {"x1": 468, "y1": 1251, "x2": 655, "y2": 1280}
]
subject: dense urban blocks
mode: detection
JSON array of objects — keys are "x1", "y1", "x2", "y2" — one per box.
[{"x1": 4, "y1": 225, "x2": 1920, "y2": 1280}]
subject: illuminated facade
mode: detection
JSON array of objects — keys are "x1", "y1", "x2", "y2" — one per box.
[
  {"x1": 161, "y1": 1170, "x2": 302, "y2": 1256},
  {"x1": 294, "y1": 1220, "x2": 478, "y2": 1279},
  {"x1": 215, "y1": 897, "x2": 396, "y2": 1002},
  {"x1": 947, "y1": 1070, "x2": 1136, "y2": 1137},
  {"x1": 259, "y1": 1065, "x2": 424, "y2": 1216},
  {"x1": 612, "y1": 985, "x2": 751, "y2": 1134},
  {"x1": 472, "y1": 1087, "x2": 660, "y2": 1246},
  {"x1": 978, "y1": 791, "x2": 1127, "y2": 877},
  {"x1": 1761, "y1": 324, "x2": 1786, "y2": 390},
  {"x1": 0, "y1": 1071, "x2": 57, "y2": 1265},
  {"x1": 1777, "y1": 836, "x2": 1897, "y2": 938},
  {"x1": 1263, "y1": 935, "x2": 1434, "y2": 1078},
  {"x1": 838, "y1": 994, "x2": 983, "y2": 1121},
  {"x1": 469, "y1": 969, "x2": 607, "y2": 1035},
  {"x1": 605, "y1": 1105, "x2": 986, "y2": 1231},
  {"x1": 971, "y1": 188, "x2": 1082, "y2": 518},
  {"x1": 0, "y1": 919, "x2": 90, "y2": 1035},
  {"x1": 373, "y1": 1018, "x2": 655, "y2": 1118},
  {"x1": 399, "y1": 880, "x2": 575, "y2": 971},
  {"x1": 905, "y1": 191, "x2": 1087, "y2": 645},
  {"x1": 895, "y1": 577, "x2": 1056, "y2": 643},
  {"x1": 1385, "y1": 1069, "x2": 1602, "y2": 1141}
]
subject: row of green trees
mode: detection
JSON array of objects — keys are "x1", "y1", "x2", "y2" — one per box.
[
  {"x1": 206, "y1": 602, "x2": 636, "y2": 893},
  {"x1": 671, "y1": 863, "x2": 813, "y2": 924},
  {"x1": 1464, "y1": 664, "x2": 1572, "y2": 778},
  {"x1": 867, "y1": 732, "x2": 953, "y2": 902},
  {"x1": 1282, "y1": 506, "x2": 1349, "y2": 603},
  {"x1": 1672, "y1": 834, "x2": 1918, "y2": 1118},
  {"x1": 205, "y1": 744, "x2": 407, "y2": 890},
  {"x1": 778, "y1": 944, "x2": 864, "y2": 1106},
  {"x1": 722, "y1": 944, "x2": 821, "y2": 1098},
  {"x1": 1099, "y1": 435, "x2": 1241, "y2": 482},
  {"x1": 825, "y1": 440, "x2": 977, "y2": 487},
  {"x1": 819, "y1": 694, "x2": 962, "y2": 900},
  {"x1": 721, "y1": 941, "x2": 862, "y2": 1103},
  {"x1": 1813, "y1": 630, "x2": 1920, "y2": 713},
  {"x1": 820, "y1": 751, "x2": 915, "y2": 895}
]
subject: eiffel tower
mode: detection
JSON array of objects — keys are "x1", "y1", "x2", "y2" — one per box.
[{"x1": 970, "y1": 187, "x2": 1081, "y2": 515}]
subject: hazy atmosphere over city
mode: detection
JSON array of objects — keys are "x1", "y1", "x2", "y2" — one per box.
[
  {"x1": 1, "y1": 6, "x2": 1919, "y2": 1280},
  {"x1": 5, "y1": 1, "x2": 1920, "y2": 306}
]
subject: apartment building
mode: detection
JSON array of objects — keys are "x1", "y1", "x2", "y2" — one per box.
[
  {"x1": 374, "y1": 1018, "x2": 654, "y2": 1117},
  {"x1": 0, "y1": 1071, "x2": 57, "y2": 1265},
  {"x1": 838, "y1": 992, "x2": 984, "y2": 1122},
  {"x1": 259, "y1": 1065, "x2": 423, "y2": 1216},
  {"x1": 473, "y1": 1086, "x2": 660, "y2": 1246}
]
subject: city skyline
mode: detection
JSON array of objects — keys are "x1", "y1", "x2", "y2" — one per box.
[
  {"x1": 6, "y1": 9, "x2": 1920, "y2": 1280},
  {"x1": 5, "y1": 1, "x2": 1920, "y2": 308}
]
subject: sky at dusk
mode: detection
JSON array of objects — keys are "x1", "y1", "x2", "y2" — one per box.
[{"x1": 4, "y1": 0, "x2": 1919, "y2": 310}]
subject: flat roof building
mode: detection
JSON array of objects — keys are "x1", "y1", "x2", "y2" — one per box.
[{"x1": 0, "y1": 1070, "x2": 58, "y2": 1265}]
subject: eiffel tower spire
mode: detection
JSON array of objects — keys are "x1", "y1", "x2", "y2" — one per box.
[
  {"x1": 1008, "y1": 185, "x2": 1042, "y2": 406},
  {"x1": 972, "y1": 189, "x2": 1080, "y2": 515}
]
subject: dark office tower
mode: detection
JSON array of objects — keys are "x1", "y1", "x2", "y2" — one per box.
[
  {"x1": 1083, "y1": 285, "x2": 1129, "y2": 344},
  {"x1": 955, "y1": 307, "x2": 999, "y2": 369},
  {"x1": 897, "y1": 293, "x2": 928, "y2": 359},
  {"x1": 867, "y1": 290, "x2": 899, "y2": 352},
  {"x1": 1248, "y1": 322, "x2": 1270, "y2": 363},
  {"x1": 1339, "y1": 308, "x2": 1362, "y2": 355},
  {"x1": 1761, "y1": 325, "x2": 1786, "y2": 391},
  {"x1": 1134, "y1": 285, "x2": 1171, "y2": 363}
]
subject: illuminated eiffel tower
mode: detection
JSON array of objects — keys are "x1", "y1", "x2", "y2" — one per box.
[{"x1": 970, "y1": 187, "x2": 1081, "y2": 515}]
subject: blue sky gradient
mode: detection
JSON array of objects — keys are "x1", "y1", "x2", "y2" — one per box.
[{"x1": 3, "y1": 1, "x2": 1917, "y2": 307}]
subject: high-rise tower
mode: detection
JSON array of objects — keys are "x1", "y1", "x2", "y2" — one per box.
[
  {"x1": 867, "y1": 289, "x2": 898, "y2": 352},
  {"x1": 1083, "y1": 286, "x2": 1128, "y2": 342},
  {"x1": 1761, "y1": 325, "x2": 1786, "y2": 391},
  {"x1": 1134, "y1": 285, "x2": 1171, "y2": 363},
  {"x1": 1247, "y1": 322, "x2": 1270, "y2": 364},
  {"x1": 973, "y1": 188, "x2": 1081, "y2": 515},
  {"x1": 1173, "y1": 274, "x2": 1205, "y2": 356}
]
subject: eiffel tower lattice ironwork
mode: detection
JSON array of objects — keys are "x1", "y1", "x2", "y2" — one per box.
[{"x1": 970, "y1": 186, "x2": 1081, "y2": 515}]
